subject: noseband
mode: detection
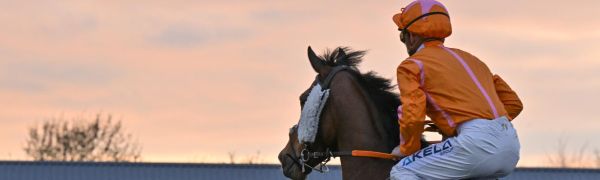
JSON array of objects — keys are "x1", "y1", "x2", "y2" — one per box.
[{"x1": 286, "y1": 126, "x2": 332, "y2": 173}]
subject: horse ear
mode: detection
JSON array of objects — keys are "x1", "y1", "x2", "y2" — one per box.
[
  {"x1": 337, "y1": 48, "x2": 346, "y2": 59},
  {"x1": 336, "y1": 47, "x2": 347, "y2": 64},
  {"x1": 307, "y1": 46, "x2": 326, "y2": 74}
]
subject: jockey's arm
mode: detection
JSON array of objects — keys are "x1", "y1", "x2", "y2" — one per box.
[
  {"x1": 395, "y1": 60, "x2": 427, "y2": 156},
  {"x1": 493, "y1": 75, "x2": 523, "y2": 120}
]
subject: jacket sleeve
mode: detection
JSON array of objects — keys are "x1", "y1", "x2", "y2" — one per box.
[
  {"x1": 396, "y1": 60, "x2": 426, "y2": 156},
  {"x1": 493, "y1": 75, "x2": 523, "y2": 120}
]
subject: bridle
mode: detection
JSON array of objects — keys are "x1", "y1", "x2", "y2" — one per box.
[
  {"x1": 287, "y1": 65, "x2": 398, "y2": 174},
  {"x1": 286, "y1": 125, "x2": 332, "y2": 173}
]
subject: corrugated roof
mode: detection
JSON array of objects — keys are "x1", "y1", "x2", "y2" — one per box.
[
  {"x1": 505, "y1": 167, "x2": 600, "y2": 180},
  {"x1": 0, "y1": 161, "x2": 341, "y2": 180},
  {"x1": 0, "y1": 161, "x2": 599, "y2": 180}
]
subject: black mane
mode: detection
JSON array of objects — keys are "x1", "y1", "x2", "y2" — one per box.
[
  {"x1": 319, "y1": 47, "x2": 401, "y2": 149},
  {"x1": 319, "y1": 47, "x2": 364, "y2": 67}
]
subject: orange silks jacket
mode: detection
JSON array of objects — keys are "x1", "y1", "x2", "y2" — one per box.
[{"x1": 396, "y1": 41, "x2": 523, "y2": 156}]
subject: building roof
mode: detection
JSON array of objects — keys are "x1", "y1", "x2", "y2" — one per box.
[{"x1": 0, "y1": 161, "x2": 599, "y2": 180}]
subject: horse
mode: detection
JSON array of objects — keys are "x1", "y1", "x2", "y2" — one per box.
[{"x1": 278, "y1": 46, "x2": 430, "y2": 180}]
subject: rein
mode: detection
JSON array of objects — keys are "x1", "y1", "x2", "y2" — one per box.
[
  {"x1": 305, "y1": 149, "x2": 398, "y2": 161},
  {"x1": 291, "y1": 64, "x2": 399, "y2": 174}
]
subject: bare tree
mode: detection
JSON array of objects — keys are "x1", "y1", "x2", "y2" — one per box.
[
  {"x1": 228, "y1": 151, "x2": 236, "y2": 164},
  {"x1": 547, "y1": 136, "x2": 598, "y2": 168},
  {"x1": 24, "y1": 113, "x2": 141, "y2": 162},
  {"x1": 243, "y1": 151, "x2": 261, "y2": 164},
  {"x1": 227, "y1": 151, "x2": 263, "y2": 164},
  {"x1": 547, "y1": 137, "x2": 568, "y2": 167}
]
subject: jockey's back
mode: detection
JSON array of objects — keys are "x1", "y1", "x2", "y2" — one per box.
[{"x1": 396, "y1": 40, "x2": 523, "y2": 155}]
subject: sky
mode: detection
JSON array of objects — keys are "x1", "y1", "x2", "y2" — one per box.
[{"x1": 1, "y1": 0, "x2": 600, "y2": 167}]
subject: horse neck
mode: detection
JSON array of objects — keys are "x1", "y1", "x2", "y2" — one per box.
[
  {"x1": 328, "y1": 73, "x2": 396, "y2": 179},
  {"x1": 335, "y1": 96, "x2": 396, "y2": 179}
]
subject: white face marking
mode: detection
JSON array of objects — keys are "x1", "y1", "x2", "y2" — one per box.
[{"x1": 297, "y1": 84, "x2": 330, "y2": 144}]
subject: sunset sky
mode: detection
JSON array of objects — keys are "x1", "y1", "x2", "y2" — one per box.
[{"x1": 1, "y1": 0, "x2": 600, "y2": 167}]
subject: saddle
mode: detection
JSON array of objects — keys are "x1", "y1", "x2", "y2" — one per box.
[{"x1": 424, "y1": 120, "x2": 448, "y2": 144}]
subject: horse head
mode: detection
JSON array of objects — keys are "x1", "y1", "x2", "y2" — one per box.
[
  {"x1": 278, "y1": 46, "x2": 347, "y2": 179},
  {"x1": 279, "y1": 46, "x2": 406, "y2": 180}
]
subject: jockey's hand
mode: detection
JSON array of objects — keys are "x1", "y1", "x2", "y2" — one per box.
[{"x1": 391, "y1": 146, "x2": 405, "y2": 160}]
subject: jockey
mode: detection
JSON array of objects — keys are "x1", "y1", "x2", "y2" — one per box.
[{"x1": 389, "y1": 0, "x2": 524, "y2": 179}]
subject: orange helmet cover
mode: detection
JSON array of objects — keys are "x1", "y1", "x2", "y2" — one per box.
[{"x1": 393, "y1": 0, "x2": 452, "y2": 39}]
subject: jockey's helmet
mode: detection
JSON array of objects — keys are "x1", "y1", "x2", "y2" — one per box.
[{"x1": 392, "y1": 0, "x2": 452, "y2": 39}]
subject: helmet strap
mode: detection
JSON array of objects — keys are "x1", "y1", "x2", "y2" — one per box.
[
  {"x1": 401, "y1": 11, "x2": 449, "y2": 56},
  {"x1": 400, "y1": 11, "x2": 450, "y2": 32}
]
